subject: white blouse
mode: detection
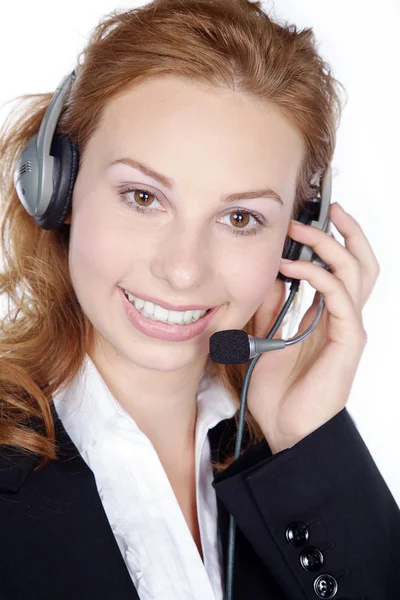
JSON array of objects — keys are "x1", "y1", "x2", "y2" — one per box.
[{"x1": 52, "y1": 354, "x2": 237, "y2": 600}]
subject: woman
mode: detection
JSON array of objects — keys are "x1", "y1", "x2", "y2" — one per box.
[{"x1": 0, "y1": 0, "x2": 398, "y2": 598}]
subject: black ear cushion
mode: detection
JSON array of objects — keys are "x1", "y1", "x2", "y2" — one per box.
[
  {"x1": 281, "y1": 208, "x2": 308, "y2": 259},
  {"x1": 277, "y1": 206, "x2": 310, "y2": 282},
  {"x1": 35, "y1": 133, "x2": 79, "y2": 230}
]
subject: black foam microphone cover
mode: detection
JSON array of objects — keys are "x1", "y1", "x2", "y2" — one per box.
[{"x1": 209, "y1": 330, "x2": 250, "y2": 364}]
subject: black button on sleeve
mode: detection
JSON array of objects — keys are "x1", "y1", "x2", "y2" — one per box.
[
  {"x1": 285, "y1": 521, "x2": 309, "y2": 547},
  {"x1": 299, "y1": 546, "x2": 324, "y2": 571},
  {"x1": 313, "y1": 574, "x2": 338, "y2": 598}
]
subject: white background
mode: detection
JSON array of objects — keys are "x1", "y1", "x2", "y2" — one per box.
[{"x1": 0, "y1": 0, "x2": 399, "y2": 502}]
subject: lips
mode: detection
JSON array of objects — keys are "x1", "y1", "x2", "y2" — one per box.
[{"x1": 118, "y1": 285, "x2": 221, "y2": 342}]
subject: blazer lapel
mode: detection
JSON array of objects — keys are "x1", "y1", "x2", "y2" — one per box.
[{"x1": 0, "y1": 407, "x2": 140, "y2": 600}]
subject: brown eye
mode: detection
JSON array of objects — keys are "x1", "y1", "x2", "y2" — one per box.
[
  {"x1": 133, "y1": 189, "x2": 155, "y2": 207},
  {"x1": 118, "y1": 186, "x2": 163, "y2": 213},
  {"x1": 230, "y1": 210, "x2": 250, "y2": 229},
  {"x1": 220, "y1": 207, "x2": 266, "y2": 237}
]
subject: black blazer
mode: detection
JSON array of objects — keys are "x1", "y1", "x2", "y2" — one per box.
[{"x1": 0, "y1": 405, "x2": 399, "y2": 599}]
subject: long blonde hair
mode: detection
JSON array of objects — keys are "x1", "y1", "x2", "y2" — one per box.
[{"x1": 0, "y1": 0, "x2": 345, "y2": 470}]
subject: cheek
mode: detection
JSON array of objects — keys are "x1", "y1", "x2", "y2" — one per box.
[
  {"x1": 223, "y1": 248, "x2": 281, "y2": 310},
  {"x1": 67, "y1": 204, "x2": 131, "y2": 291}
]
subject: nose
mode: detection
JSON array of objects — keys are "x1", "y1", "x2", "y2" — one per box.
[{"x1": 150, "y1": 222, "x2": 212, "y2": 292}]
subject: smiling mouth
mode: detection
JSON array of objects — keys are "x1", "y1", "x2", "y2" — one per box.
[{"x1": 122, "y1": 288, "x2": 214, "y2": 324}]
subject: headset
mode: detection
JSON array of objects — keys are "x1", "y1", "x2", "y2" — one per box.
[{"x1": 14, "y1": 69, "x2": 333, "y2": 600}]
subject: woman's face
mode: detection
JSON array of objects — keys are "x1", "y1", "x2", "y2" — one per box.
[{"x1": 66, "y1": 75, "x2": 304, "y2": 371}]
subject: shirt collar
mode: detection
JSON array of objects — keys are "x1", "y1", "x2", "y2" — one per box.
[{"x1": 52, "y1": 354, "x2": 237, "y2": 454}]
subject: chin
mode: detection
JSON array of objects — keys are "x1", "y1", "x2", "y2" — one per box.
[{"x1": 117, "y1": 338, "x2": 210, "y2": 371}]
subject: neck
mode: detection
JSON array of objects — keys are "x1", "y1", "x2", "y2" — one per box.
[{"x1": 87, "y1": 339, "x2": 209, "y2": 455}]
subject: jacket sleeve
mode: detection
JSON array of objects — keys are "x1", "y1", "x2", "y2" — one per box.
[{"x1": 212, "y1": 407, "x2": 400, "y2": 599}]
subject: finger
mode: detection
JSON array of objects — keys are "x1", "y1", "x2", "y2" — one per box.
[
  {"x1": 289, "y1": 213, "x2": 362, "y2": 309},
  {"x1": 328, "y1": 203, "x2": 380, "y2": 304},
  {"x1": 279, "y1": 258, "x2": 366, "y2": 349}
]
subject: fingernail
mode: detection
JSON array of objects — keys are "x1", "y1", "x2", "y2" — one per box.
[
  {"x1": 291, "y1": 219, "x2": 305, "y2": 226},
  {"x1": 281, "y1": 258, "x2": 293, "y2": 263},
  {"x1": 334, "y1": 202, "x2": 346, "y2": 212}
]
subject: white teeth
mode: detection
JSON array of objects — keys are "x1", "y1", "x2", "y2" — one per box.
[{"x1": 123, "y1": 290, "x2": 209, "y2": 325}]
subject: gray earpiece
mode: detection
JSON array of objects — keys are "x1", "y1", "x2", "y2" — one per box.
[{"x1": 14, "y1": 70, "x2": 77, "y2": 228}]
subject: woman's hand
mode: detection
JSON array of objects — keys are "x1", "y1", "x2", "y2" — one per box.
[{"x1": 247, "y1": 201, "x2": 380, "y2": 454}]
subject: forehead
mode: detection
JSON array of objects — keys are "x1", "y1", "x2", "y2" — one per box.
[
  {"x1": 92, "y1": 76, "x2": 305, "y2": 203},
  {"x1": 99, "y1": 75, "x2": 303, "y2": 145}
]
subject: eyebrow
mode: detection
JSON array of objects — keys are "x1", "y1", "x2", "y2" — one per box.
[{"x1": 108, "y1": 157, "x2": 284, "y2": 206}]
